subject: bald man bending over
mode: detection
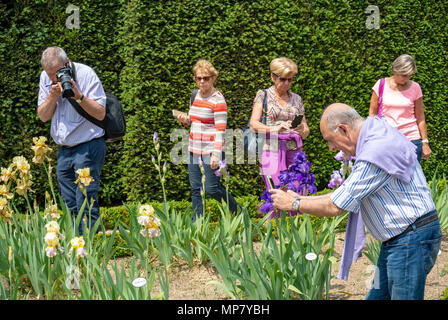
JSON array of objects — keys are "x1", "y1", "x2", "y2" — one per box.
[{"x1": 270, "y1": 103, "x2": 441, "y2": 300}]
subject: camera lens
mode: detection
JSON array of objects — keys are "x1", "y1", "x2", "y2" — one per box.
[{"x1": 56, "y1": 66, "x2": 74, "y2": 98}]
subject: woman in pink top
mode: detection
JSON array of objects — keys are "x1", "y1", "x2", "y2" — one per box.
[{"x1": 369, "y1": 54, "x2": 431, "y2": 161}]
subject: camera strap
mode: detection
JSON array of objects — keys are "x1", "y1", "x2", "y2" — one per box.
[
  {"x1": 70, "y1": 61, "x2": 77, "y2": 83},
  {"x1": 66, "y1": 62, "x2": 105, "y2": 129}
]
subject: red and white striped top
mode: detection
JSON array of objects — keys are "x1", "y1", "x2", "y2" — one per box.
[{"x1": 188, "y1": 90, "x2": 227, "y2": 159}]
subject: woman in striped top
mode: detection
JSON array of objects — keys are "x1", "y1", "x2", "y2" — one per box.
[{"x1": 175, "y1": 59, "x2": 239, "y2": 222}]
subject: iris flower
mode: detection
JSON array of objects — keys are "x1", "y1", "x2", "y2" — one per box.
[
  {"x1": 74, "y1": 168, "x2": 94, "y2": 187},
  {"x1": 70, "y1": 236, "x2": 87, "y2": 258},
  {"x1": 259, "y1": 151, "x2": 317, "y2": 215},
  {"x1": 31, "y1": 136, "x2": 53, "y2": 164}
]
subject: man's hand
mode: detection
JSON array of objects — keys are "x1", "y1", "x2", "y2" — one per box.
[
  {"x1": 49, "y1": 82, "x2": 63, "y2": 99},
  {"x1": 270, "y1": 189, "x2": 299, "y2": 211},
  {"x1": 70, "y1": 79, "x2": 83, "y2": 100}
]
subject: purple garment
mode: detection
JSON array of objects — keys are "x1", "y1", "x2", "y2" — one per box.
[
  {"x1": 337, "y1": 211, "x2": 366, "y2": 280},
  {"x1": 275, "y1": 133, "x2": 303, "y2": 172},
  {"x1": 356, "y1": 116, "x2": 417, "y2": 183},
  {"x1": 260, "y1": 132, "x2": 303, "y2": 219},
  {"x1": 337, "y1": 116, "x2": 417, "y2": 280},
  {"x1": 260, "y1": 132, "x2": 303, "y2": 176}
]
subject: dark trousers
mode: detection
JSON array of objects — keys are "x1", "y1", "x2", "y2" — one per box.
[
  {"x1": 57, "y1": 138, "x2": 106, "y2": 235},
  {"x1": 188, "y1": 152, "x2": 239, "y2": 222},
  {"x1": 411, "y1": 139, "x2": 422, "y2": 162}
]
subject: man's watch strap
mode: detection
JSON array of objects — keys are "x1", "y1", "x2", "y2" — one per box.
[{"x1": 76, "y1": 94, "x2": 84, "y2": 104}]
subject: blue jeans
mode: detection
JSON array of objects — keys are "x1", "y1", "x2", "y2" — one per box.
[
  {"x1": 188, "y1": 152, "x2": 239, "y2": 222},
  {"x1": 411, "y1": 139, "x2": 422, "y2": 162},
  {"x1": 366, "y1": 211, "x2": 442, "y2": 300},
  {"x1": 57, "y1": 137, "x2": 106, "y2": 235}
]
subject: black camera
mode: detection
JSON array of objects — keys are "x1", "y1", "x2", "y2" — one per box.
[{"x1": 55, "y1": 66, "x2": 74, "y2": 98}]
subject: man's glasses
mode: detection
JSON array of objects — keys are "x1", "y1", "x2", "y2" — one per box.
[
  {"x1": 273, "y1": 73, "x2": 294, "y2": 83},
  {"x1": 195, "y1": 75, "x2": 213, "y2": 82}
]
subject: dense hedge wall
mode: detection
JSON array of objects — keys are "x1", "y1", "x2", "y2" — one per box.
[
  {"x1": 1, "y1": 0, "x2": 447, "y2": 207},
  {"x1": 0, "y1": 0, "x2": 127, "y2": 206}
]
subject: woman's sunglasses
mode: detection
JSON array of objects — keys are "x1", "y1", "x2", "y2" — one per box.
[
  {"x1": 272, "y1": 73, "x2": 294, "y2": 83},
  {"x1": 195, "y1": 75, "x2": 213, "y2": 82}
]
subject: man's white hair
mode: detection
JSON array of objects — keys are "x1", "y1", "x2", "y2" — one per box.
[
  {"x1": 41, "y1": 46, "x2": 67, "y2": 68},
  {"x1": 322, "y1": 104, "x2": 364, "y2": 132}
]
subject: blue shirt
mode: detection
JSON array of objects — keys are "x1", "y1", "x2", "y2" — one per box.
[
  {"x1": 331, "y1": 160, "x2": 435, "y2": 241},
  {"x1": 38, "y1": 62, "x2": 106, "y2": 147}
]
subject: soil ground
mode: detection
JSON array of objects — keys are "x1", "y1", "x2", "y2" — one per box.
[{"x1": 140, "y1": 231, "x2": 448, "y2": 300}]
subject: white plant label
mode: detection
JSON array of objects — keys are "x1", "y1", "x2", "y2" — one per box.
[
  {"x1": 132, "y1": 277, "x2": 147, "y2": 288},
  {"x1": 305, "y1": 252, "x2": 317, "y2": 261}
]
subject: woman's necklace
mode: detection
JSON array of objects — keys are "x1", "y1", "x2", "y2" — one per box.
[
  {"x1": 274, "y1": 89, "x2": 290, "y2": 109},
  {"x1": 199, "y1": 88, "x2": 216, "y2": 99},
  {"x1": 276, "y1": 92, "x2": 292, "y2": 114}
]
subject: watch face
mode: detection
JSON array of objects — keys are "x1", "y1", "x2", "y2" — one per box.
[{"x1": 293, "y1": 199, "x2": 300, "y2": 211}]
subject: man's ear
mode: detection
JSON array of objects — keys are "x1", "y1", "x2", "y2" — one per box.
[{"x1": 337, "y1": 123, "x2": 350, "y2": 137}]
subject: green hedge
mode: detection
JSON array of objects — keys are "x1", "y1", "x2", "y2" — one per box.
[
  {"x1": 1, "y1": 0, "x2": 447, "y2": 207},
  {"x1": 100, "y1": 188, "x2": 341, "y2": 230},
  {"x1": 100, "y1": 195, "x2": 262, "y2": 230}
]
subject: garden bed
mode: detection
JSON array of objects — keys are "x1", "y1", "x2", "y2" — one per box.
[{"x1": 108, "y1": 232, "x2": 448, "y2": 300}]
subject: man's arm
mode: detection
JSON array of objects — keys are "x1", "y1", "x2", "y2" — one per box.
[
  {"x1": 37, "y1": 83, "x2": 61, "y2": 122},
  {"x1": 71, "y1": 79, "x2": 106, "y2": 121},
  {"x1": 270, "y1": 189, "x2": 345, "y2": 217}
]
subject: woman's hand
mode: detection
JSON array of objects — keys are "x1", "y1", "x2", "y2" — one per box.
[
  {"x1": 175, "y1": 112, "x2": 190, "y2": 127},
  {"x1": 422, "y1": 142, "x2": 431, "y2": 160},
  {"x1": 273, "y1": 121, "x2": 291, "y2": 133},
  {"x1": 210, "y1": 154, "x2": 220, "y2": 170},
  {"x1": 291, "y1": 123, "x2": 305, "y2": 137}
]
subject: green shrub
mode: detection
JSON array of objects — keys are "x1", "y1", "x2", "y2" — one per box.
[
  {"x1": 440, "y1": 287, "x2": 448, "y2": 300},
  {"x1": 1, "y1": 0, "x2": 447, "y2": 207}
]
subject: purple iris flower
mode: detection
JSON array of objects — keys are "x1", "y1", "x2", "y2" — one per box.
[
  {"x1": 260, "y1": 201, "x2": 274, "y2": 214},
  {"x1": 334, "y1": 150, "x2": 345, "y2": 161},
  {"x1": 214, "y1": 160, "x2": 229, "y2": 177},
  {"x1": 260, "y1": 189, "x2": 272, "y2": 202},
  {"x1": 259, "y1": 150, "x2": 318, "y2": 214},
  {"x1": 328, "y1": 170, "x2": 344, "y2": 189},
  {"x1": 294, "y1": 151, "x2": 307, "y2": 163}
]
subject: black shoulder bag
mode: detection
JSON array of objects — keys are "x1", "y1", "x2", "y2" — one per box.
[
  {"x1": 67, "y1": 63, "x2": 126, "y2": 143},
  {"x1": 243, "y1": 89, "x2": 267, "y2": 156}
]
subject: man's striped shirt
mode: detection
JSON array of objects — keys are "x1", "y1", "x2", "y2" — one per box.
[
  {"x1": 188, "y1": 90, "x2": 227, "y2": 159},
  {"x1": 331, "y1": 160, "x2": 435, "y2": 242}
]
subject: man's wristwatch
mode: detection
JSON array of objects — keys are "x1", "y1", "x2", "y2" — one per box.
[
  {"x1": 421, "y1": 139, "x2": 429, "y2": 143},
  {"x1": 76, "y1": 94, "x2": 84, "y2": 104},
  {"x1": 292, "y1": 197, "x2": 301, "y2": 212}
]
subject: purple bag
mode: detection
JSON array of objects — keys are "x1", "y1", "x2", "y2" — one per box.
[{"x1": 377, "y1": 78, "x2": 385, "y2": 118}]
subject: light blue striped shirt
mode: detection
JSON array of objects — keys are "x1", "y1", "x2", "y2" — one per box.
[
  {"x1": 38, "y1": 62, "x2": 106, "y2": 147},
  {"x1": 331, "y1": 160, "x2": 435, "y2": 242}
]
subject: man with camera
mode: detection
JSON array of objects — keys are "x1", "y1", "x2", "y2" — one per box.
[
  {"x1": 37, "y1": 46, "x2": 106, "y2": 235},
  {"x1": 270, "y1": 103, "x2": 441, "y2": 300}
]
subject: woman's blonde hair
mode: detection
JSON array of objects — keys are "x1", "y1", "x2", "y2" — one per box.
[
  {"x1": 270, "y1": 57, "x2": 298, "y2": 77},
  {"x1": 392, "y1": 54, "x2": 417, "y2": 75},
  {"x1": 193, "y1": 59, "x2": 218, "y2": 77}
]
